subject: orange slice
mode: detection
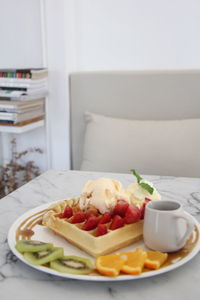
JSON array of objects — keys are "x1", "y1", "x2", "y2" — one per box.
[
  {"x1": 144, "y1": 250, "x2": 168, "y2": 270},
  {"x1": 120, "y1": 248, "x2": 147, "y2": 275},
  {"x1": 96, "y1": 254, "x2": 126, "y2": 277}
]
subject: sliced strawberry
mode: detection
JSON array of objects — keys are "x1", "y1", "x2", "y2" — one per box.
[
  {"x1": 145, "y1": 198, "x2": 151, "y2": 203},
  {"x1": 109, "y1": 215, "x2": 125, "y2": 230},
  {"x1": 140, "y1": 203, "x2": 145, "y2": 219},
  {"x1": 112, "y1": 199, "x2": 129, "y2": 217},
  {"x1": 70, "y1": 212, "x2": 86, "y2": 223},
  {"x1": 124, "y1": 206, "x2": 141, "y2": 224},
  {"x1": 99, "y1": 212, "x2": 112, "y2": 224},
  {"x1": 61, "y1": 205, "x2": 73, "y2": 218},
  {"x1": 85, "y1": 208, "x2": 99, "y2": 219},
  {"x1": 96, "y1": 224, "x2": 108, "y2": 236},
  {"x1": 140, "y1": 198, "x2": 151, "y2": 219},
  {"x1": 82, "y1": 216, "x2": 99, "y2": 230}
]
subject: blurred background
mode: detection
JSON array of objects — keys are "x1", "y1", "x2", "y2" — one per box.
[{"x1": 0, "y1": 0, "x2": 200, "y2": 192}]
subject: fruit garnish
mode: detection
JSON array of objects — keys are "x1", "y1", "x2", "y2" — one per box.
[
  {"x1": 109, "y1": 215, "x2": 125, "y2": 230},
  {"x1": 71, "y1": 212, "x2": 86, "y2": 223},
  {"x1": 112, "y1": 199, "x2": 129, "y2": 217},
  {"x1": 98, "y1": 212, "x2": 112, "y2": 224},
  {"x1": 50, "y1": 255, "x2": 94, "y2": 275},
  {"x1": 130, "y1": 169, "x2": 154, "y2": 195},
  {"x1": 85, "y1": 208, "x2": 99, "y2": 219},
  {"x1": 15, "y1": 240, "x2": 53, "y2": 253},
  {"x1": 140, "y1": 198, "x2": 151, "y2": 219},
  {"x1": 120, "y1": 249, "x2": 147, "y2": 275},
  {"x1": 24, "y1": 247, "x2": 64, "y2": 265},
  {"x1": 96, "y1": 224, "x2": 108, "y2": 236},
  {"x1": 144, "y1": 250, "x2": 168, "y2": 270},
  {"x1": 96, "y1": 253, "x2": 126, "y2": 277},
  {"x1": 61, "y1": 205, "x2": 73, "y2": 218},
  {"x1": 95, "y1": 249, "x2": 168, "y2": 277},
  {"x1": 82, "y1": 216, "x2": 99, "y2": 230},
  {"x1": 124, "y1": 206, "x2": 141, "y2": 224},
  {"x1": 145, "y1": 197, "x2": 151, "y2": 202}
]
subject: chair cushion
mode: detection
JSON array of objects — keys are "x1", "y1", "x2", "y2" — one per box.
[{"x1": 80, "y1": 112, "x2": 200, "y2": 177}]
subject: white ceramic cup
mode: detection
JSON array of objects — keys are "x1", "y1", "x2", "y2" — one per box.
[{"x1": 143, "y1": 200, "x2": 194, "y2": 252}]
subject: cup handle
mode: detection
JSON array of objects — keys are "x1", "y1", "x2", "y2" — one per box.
[{"x1": 174, "y1": 212, "x2": 194, "y2": 248}]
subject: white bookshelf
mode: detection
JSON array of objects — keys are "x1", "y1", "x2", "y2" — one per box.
[{"x1": 0, "y1": 119, "x2": 44, "y2": 134}]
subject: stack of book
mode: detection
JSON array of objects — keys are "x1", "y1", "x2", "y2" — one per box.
[{"x1": 0, "y1": 68, "x2": 47, "y2": 125}]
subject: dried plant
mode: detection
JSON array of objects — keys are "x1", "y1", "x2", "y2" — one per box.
[{"x1": 0, "y1": 138, "x2": 43, "y2": 198}]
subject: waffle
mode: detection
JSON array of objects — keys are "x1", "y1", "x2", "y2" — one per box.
[{"x1": 42, "y1": 199, "x2": 143, "y2": 257}]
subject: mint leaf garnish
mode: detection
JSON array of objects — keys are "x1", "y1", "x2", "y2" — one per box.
[
  {"x1": 130, "y1": 169, "x2": 154, "y2": 195},
  {"x1": 130, "y1": 169, "x2": 143, "y2": 183},
  {"x1": 139, "y1": 182, "x2": 154, "y2": 195}
]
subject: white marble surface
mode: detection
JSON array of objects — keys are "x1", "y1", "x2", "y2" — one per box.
[{"x1": 0, "y1": 170, "x2": 200, "y2": 300}]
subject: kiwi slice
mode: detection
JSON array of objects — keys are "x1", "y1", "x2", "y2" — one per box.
[
  {"x1": 15, "y1": 240, "x2": 54, "y2": 253},
  {"x1": 50, "y1": 255, "x2": 94, "y2": 275},
  {"x1": 24, "y1": 247, "x2": 64, "y2": 265}
]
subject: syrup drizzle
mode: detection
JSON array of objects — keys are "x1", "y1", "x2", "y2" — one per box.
[{"x1": 16, "y1": 209, "x2": 49, "y2": 241}]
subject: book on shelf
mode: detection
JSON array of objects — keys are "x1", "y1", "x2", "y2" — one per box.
[
  {"x1": 0, "y1": 68, "x2": 48, "y2": 101},
  {"x1": 0, "y1": 89, "x2": 48, "y2": 101},
  {"x1": 0, "y1": 106, "x2": 45, "y2": 124},
  {"x1": 0, "y1": 72, "x2": 47, "y2": 128},
  {"x1": 0, "y1": 86, "x2": 48, "y2": 93},
  {"x1": 0, "y1": 68, "x2": 48, "y2": 79},
  {"x1": 0, "y1": 98, "x2": 45, "y2": 113},
  {"x1": 0, "y1": 78, "x2": 48, "y2": 89},
  {"x1": 0, "y1": 68, "x2": 47, "y2": 127}
]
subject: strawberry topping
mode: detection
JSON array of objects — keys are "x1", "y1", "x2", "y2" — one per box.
[
  {"x1": 110, "y1": 215, "x2": 125, "y2": 230},
  {"x1": 145, "y1": 198, "x2": 151, "y2": 203},
  {"x1": 112, "y1": 199, "x2": 129, "y2": 217},
  {"x1": 99, "y1": 212, "x2": 112, "y2": 224},
  {"x1": 140, "y1": 198, "x2": 151, "y2": 219},
  {"x1": 82, "y1": 216, "x2": 99, "y2": 230},
  {"x1": 70, "y1": 212, "x2": 86, "y2": 223},
  {"x1": 61, "y1": 205, "x2": 73, "y2": 218},
  {"x1": 96, "y1": 224, "x2": 108, "y2": 236},
  {"x1": 124, "y1": 206, "x2": 141, "y2": 224}
]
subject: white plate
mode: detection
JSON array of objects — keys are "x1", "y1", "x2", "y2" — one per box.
[{"x1": 8, "y1": 201, "x2": 200, "y2": 281}]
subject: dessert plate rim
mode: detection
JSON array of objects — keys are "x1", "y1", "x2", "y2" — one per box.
[{"x1": 8, "y1": 200, "x2": 200, "y2": 282}]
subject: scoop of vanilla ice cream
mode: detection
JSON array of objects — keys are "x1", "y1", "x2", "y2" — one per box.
[
  {"x1": 127, "y1": 180, "x2": 161, "y2": 207},
  {"x1": 79, "y1": 178, "x2": 130, "y2": 214}
]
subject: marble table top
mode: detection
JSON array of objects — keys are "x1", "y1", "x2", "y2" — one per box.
[{"x1": 0, "y1": 170, "x2": 200, "y2": 300}]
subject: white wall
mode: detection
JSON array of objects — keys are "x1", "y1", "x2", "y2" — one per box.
[
  {"x1": 72, "y1": 0, "x2": 200, "y2": 70},
  {"x1": 1, "y1": 0, "x2": 200, "y2": 173},
  {"x1": 0, "y1": 0, "x2": 43, "y2": 68}
]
